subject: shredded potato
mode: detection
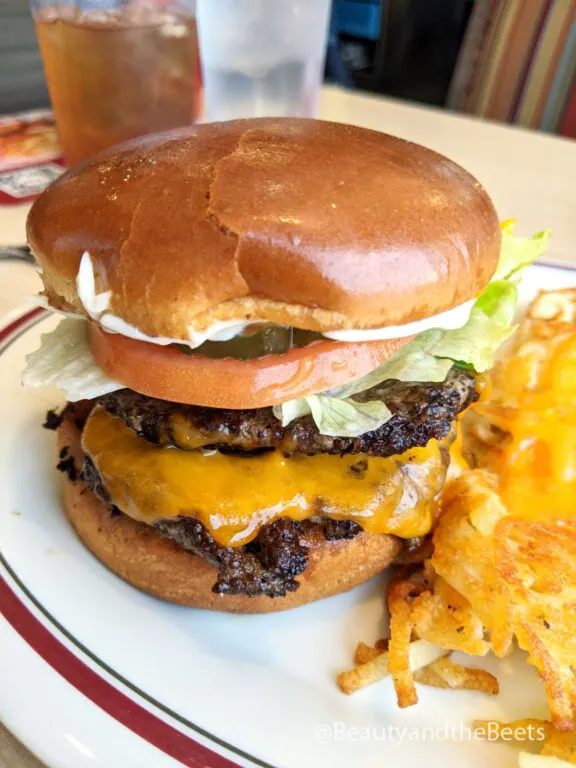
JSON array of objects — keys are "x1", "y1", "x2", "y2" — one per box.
[
  {"x1": 427, "y1": 471, "x2": 576, "y2": 730},
  {"x1": 353, "y1": 641, "x2": 384, "y2": 666},
  {"x1": 337, "y1": 638, "x2": 446, "y2": 696},
  {"x1": 337, "y1": 649, "x2": 392, "y2": 696},
  {"x1": 337, "y1": 290, "x2": 576, "y2": 761},
  {"x1": 415, "y1": 658, "x2": 498, "y2": 694}
]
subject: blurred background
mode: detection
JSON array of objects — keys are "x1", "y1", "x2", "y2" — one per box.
[
  {"x1": 328, "y1": 0, "x2": 575, "y2": 136},
  {"x1": 1, "y1": 0, "x2": 574, "y2": 136}
]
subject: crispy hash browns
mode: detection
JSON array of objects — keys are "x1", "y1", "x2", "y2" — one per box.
[
  {"x1": 388, "y1": 470, "x2": 576, "y2": 729},
  {"x1": 338, "y1": 289, "x2": 576, "y2": 759},
  {"x1": 463, "y1": 287, "x2": 576, "y2": 472}
]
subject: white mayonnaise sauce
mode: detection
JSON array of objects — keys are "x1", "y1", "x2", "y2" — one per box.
[
  {"x1": 76, "y1": 251, "x2": 251, "y2": 347},
  {"x1": 100, "y1": 312, "x2": 251, "y2": 347},
  {"x1": 77, "y1": 251, "x2": 112, "y2": 317},
  {"x1": 323, "y1": 299, "x2": 475, "y2": 342},
  {"x1": 63, "y1": 250, "x2": 477, "y2": 348}
]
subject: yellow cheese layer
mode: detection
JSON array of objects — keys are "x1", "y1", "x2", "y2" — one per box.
[
  {"x1": 478, "y1": 328, "x2": 576, "y2": 519},
  {"x1": 82, "y1": 406, "x2": 449, "y2": 547}
]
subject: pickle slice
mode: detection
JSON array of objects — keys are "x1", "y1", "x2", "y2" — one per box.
[{"x1": 175, "y1": 326, "x2": 324, "y2": 360}]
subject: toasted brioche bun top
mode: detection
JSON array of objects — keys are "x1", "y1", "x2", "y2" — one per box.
[{"x1": 28, "y1": 118, "x2": 500, "y2": 339}]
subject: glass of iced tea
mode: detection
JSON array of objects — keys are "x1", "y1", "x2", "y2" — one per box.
[{"x1": 32, "y1": 0, "x2": 200, "y2": 166}]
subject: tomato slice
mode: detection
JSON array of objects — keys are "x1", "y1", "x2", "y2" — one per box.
[{"x1": 88, "y1": 323, "x2": 411, "y2": 409}]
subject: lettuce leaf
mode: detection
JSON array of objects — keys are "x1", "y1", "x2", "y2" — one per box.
[
  {"x1": 329, "y1": 339, "x2": 454, "y2": 401},
  {"x1": 277, "y1": 225, "x2": 549, "y2": 436},
  {"x1": 22, "y1": 317, "x2": 122, "y2": 401},
  {"x1": 22, "y1": 224, "x2": 549, "y2": 436},
  {"x1": 273, "y1": 397, "x2": 312, "y2": 426},
  {"x1": 308, "y1": 396, "x2": 391, "y2": 438},
  {"x1": 493, "y1": 220, "x2": 551, "y2": 280},
  {"x1": 413, "y1": 280, "x2": 518, "y2": 371},
  {"x1": 274, "y1": 395, "x2": 391, "y2": 438}
]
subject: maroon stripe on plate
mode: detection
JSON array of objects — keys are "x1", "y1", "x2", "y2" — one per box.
[
  {"x1": 0, "y1": 307, "x2": 45, "y2": 345},
  {"x1": 0, "y1": 576, "x2": 242, "y2": 768},
  {"x1": 0, "y1": 308, "x2": 242, "y2": 767}
]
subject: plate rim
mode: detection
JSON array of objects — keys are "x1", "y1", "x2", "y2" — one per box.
[{"x1": 0, "y1": 308, "x2": 270, "y2": 768}]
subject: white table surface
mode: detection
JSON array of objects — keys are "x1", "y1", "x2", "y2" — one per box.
[
  {"x1": 0, "y1": 86, "x2": 575, "y2": 768},
  {"x1": 319, "y1": 87, "x2": 576, "y2": 264}
]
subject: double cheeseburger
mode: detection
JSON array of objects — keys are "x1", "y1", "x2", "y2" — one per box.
[{"x1": 24, "y1": 118, "x2": 500, "y2": 613}]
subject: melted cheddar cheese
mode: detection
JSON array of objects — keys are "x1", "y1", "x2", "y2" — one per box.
[
  {"x1": 473, "y1": 290, "x2": 576, "y2": 519},
  {"x1": 82, "y1": 406, "x2": 450, "y2": 547}
]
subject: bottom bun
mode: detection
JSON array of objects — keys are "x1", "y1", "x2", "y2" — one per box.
[{"x1": 59, "y1": 419, "x2": 402, "y2": 613}]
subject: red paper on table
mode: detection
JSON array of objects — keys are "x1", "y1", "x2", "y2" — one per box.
[{"x1": 0, "y1": 110, "x2": 66, "y2": 204}]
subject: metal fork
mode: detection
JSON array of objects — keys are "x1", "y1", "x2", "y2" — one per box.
[{"x1": 0, "y1": 246, "x2": 36, "y2": 264}]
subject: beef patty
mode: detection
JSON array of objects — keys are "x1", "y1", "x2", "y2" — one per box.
[
  {"x1": 49, "y1": 368, "x2": 473, "y2": 598},
  {"x1": 51, "y1": 406, "x2": 369, "y2": 598},
  {"x1": 155, "y1": 516, "x2": 363, "y2": 598},
  {"x1": 78, "y1": 453, "x2": 364, "y2": 597},
  {"x1": 99, "y1": 368, "x2": 477, "y2": 457},
  {"x1": 70, "y1": 447, "x2": 363, "y2": 597}
]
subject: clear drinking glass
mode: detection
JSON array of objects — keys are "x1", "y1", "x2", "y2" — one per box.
[
  {"x1": 32, "y1": 0, "x2": 201, "y2": 166},
  {"x1": 197, "y1": 0, "x2": 331, "y2": 122}
]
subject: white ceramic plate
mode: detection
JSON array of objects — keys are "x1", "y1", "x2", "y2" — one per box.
[{"x1": 2, "y1": 263, "x2": 576, "y2": 768}]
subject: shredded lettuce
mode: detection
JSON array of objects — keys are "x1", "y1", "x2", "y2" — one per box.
[
  {"x1": 22, "y1": 317, "x2": 122, "y2": 401},
  {"x1": 275, "y1": 224, "x2": 550, "y2": 436}
]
